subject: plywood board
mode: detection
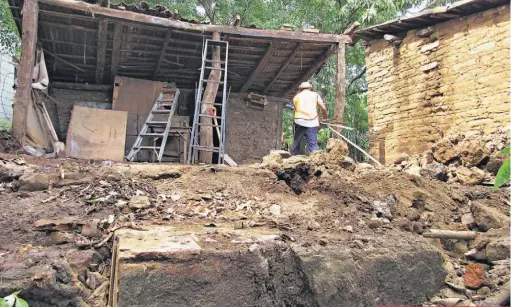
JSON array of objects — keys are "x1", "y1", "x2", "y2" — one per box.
[{"x1": 66, "y1": 106, "x2": 127, "y2": 162}]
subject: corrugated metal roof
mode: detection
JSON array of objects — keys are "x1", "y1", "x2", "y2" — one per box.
[
  {"x1": 355, "y1": 0, "x2": 509, "y2": 41},
  {"x1": 9, "y1": 0, "x2": 346, "y2": 97}
]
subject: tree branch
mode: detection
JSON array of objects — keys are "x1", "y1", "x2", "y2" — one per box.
[{"x1": 347, "y1": 65, "x2": 366, "y2": 90}]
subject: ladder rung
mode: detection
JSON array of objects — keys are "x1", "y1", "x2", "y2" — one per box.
[
  {"x1": 202, "y1": 79, "x2": 224, "y2": 84},
  {"x1": 140, "y1": 133, "x2": 165, "y2": 137},
  {"x1": 201, "y1": 102, "x2": 223, "y2": 106},
  {"x1": 192, "y1": 145, "x2": 220, "y2": 152},
  {"x1": 197, "y1": 123, "x2": 222, "y2": 127},
  {"x1": 205, "y1": 66, "x2": 225, "y2": 71},
  {"x1": 152, "y1": 110, "x2": 172, "y2": 114},
  {"x1": 208, "y1": 40, "x2": 228, "y2": 45},
  {"x1": 158, "y1": 104, "x2": 174, "y2": 108},
  {"x1": 159, "y1": 99, "x2": 177, "y2": 103},
  {"x1": 135, "y1": 146, "x2": 162, "y2": 150},
  {"x1": 204, "y1": 60, "x2": 225, "y2": 64},
  {"x1": 199, "y1": 114, "x2": 222, "y2": 119},
  {"x1": 147, "y1": 121, "x2": 168, "y2": 126},
  {"x1": 202, "y1": 80, "x2": 224, "y2": 84}
]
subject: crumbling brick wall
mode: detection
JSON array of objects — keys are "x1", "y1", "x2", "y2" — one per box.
[
  {"x1": 365, "y1": 4, "x2": 510, "y2": 164},
  {"x1": 226, "y1": 96, "x2": 283, "y2": 163}
]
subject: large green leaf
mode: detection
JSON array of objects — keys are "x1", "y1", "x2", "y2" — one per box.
[
  {"x1": 499, "y1": 145, "x2": 510, "y2": 156},
  {"x1": 494, "y1": 157, "x2": 510, "y2": 191}
]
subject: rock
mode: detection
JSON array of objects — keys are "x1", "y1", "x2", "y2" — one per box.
[
  {"x1": 268, "y1": 204, "x2": 281, "y2": 216},
  {"x1": 404, "y1": 164, "x2": 422, "y2": 177},
  {"x1": 464, "y1": 263, "x2": 487, "y2": 289},
  {"x1": 339, "y1": 156, "x2": 356, "y2": 171},
  {"x1": 262, "y1": 153, "x2": 283, "y2": 167},
  {"x1": 486, "y1": 236, "x2": 510, "y2": 263},
  {"x1": 458, "y1": 135, "x2": 490, "y2": 167},
  {"x1": 432, "y1": 138, "x2": 458, "y2": 163},
  {"x1": 373, "y1": 200, "x2": 392, "y2": 219},
  {"x1": 270, "y1": 150, "x2": 291, "y2": 159},
  {"x1": 356, "y1": 163, "x2": 375, "y2": 172},
  {"x1": 420, "y1": 150, "x2": 435, "y2": 167},
  {"x1": 392, "y1": 153, "x2": 409, "y2": 165},
  {"x1": 461, "y1": 212, "x2": 476, "y2": 228},
  {"x1": 368, "y1": 218, "x2": 383, "y2": 229},
  {"x1": 420, "y1": 162, "x2": 448, "y2": 181},
  {"x1": 34, "y1": 217, "x2": 84, "y2": 231},
  {"x1": 465, "y1": 249, "x2": 487, "y2": 262},
  {"x1": 17, "y1": 173, "x2": 54, "y2": 191},
  {"x1": 411, "y1": 221, "x2": 424, "y2": 234},
  {"x1": 128, "y1": 195, "x2": 151, "y2": 210},
  {"x1": 486, "y1": 156, "x2": 504, "y2": 175},
  {"x1": 453, "y1": 241, "x2": 468, "y2": 254},
  {"x1": 48, "y1": 231, "x2": 74, "y2": 245},
  {"x1": 66, "y1": 249, "x2": 101, "y2": 277},
  {"x1": 81, "y1": 220, "x2": 100, "y2": 238},
  {"x1": 476, "y1": 286, "x2": 491, "y2": 296},
  {"x1": 307, "y1": 220, "x2": 321, "y2": 231},
  {"x1": 342, "y1": 225, "x2": 354, "y2": 233},
  {"x1": 456, "y1": 166, "x2": 486, "y2": 185},
  {"x1": 309, "y1": 151, "x2": 327, "y2": 165},
  {"x1": 470, "y1": 202, "x2": 509, "y2": 231},
  {"x1": 326, "y1": 138, "x2": 348, "y2": 154},
  {"x1": 170, "y1": 194, "x2": 181, "y2": 201}
]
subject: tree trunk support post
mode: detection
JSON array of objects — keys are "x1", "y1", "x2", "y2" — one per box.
[
  {"x1": 334, "y1": 41, "x2": 346, "y2": 134},
  {"x1": 12, "y1": 0, "x2": 39, "y2": 144}
]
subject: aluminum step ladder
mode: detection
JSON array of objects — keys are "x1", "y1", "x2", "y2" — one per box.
[
  {"x1": 127, "y1": 88, "x2": 180, "y2": 162},
  {"x1": 188, "y1": 39, "x2": 229, "y2": 164}
]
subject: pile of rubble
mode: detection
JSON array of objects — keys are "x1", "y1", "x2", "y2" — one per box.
[{"x1": 392, "y1": 128, "x2": 509, "y2": 185}]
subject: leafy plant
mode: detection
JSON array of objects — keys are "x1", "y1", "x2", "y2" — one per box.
[
  {"x1": 493, "y1": 145, "x2": 510, "y2": 191},
  {"x1": 0, "y1": 291, "x2": 29, "y2": 307}
]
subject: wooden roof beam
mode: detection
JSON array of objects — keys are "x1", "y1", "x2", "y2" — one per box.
[
  {"x1": 110, "y1": 20, "x2": 123, "y2": 81},
  {"x1": 240, "y1": 40, "x2": 277, "y2": 92},
  {"x1": 263, "y1": 43, "x2": 302, "y2": 94},
  {"x1": 95, "y1": 18, "x2": 108, "y2": 84},
  {"x1": 153, "y1": 29, "x2": 172, "y2": 80},
  {"x1": 37, "y1": 0, "x2": 350, "y2": 43},
  {"x1": 284, "y1": 45, "x2": 335, "y2": 97}
]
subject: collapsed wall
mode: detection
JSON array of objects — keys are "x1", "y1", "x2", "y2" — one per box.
[{"x1": 365, "y1": 4, "x2": 510, "y2": 164}]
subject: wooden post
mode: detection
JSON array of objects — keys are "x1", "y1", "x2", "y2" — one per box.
[
  {"x1": 199, "y1": 32, "x2": 221, "y2": 164},
  {"x1": 110, "y1": 21, "x2": 123, "y2": 82},
  {"x1": 12, "y1": 0, "x2": 38, "y2": 144},
  {"x1": 334, "y1": 42, "x2": 346, "y2": 132},
  {"x1": 95, "y1": 18, "x2": 108, "y2": 84}
]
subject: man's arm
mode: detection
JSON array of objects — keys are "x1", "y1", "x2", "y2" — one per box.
[{"x1": 317, "y1": 95, "x2": 327, "y2": 118}]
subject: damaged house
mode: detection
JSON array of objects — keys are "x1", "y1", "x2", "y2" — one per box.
[
  {"x1": 356, "y1": 0, "x2": 510, "y2": 164},
  {"x1": 9, "y1": 0, "x2": 350, "y2": 164}
]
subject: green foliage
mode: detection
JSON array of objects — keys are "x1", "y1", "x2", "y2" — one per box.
[
  {"x1": 0, "y1": 0, "x2": 20, "y2": 57},
  {"x1": 494, "y1": 145, "x2": 510, "y2": 191},
  {"x1": 0, "y1": 291, "x2": 29, "y2": 307}
]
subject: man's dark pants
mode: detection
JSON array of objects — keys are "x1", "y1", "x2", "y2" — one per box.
[{"x1": 291, "y1": 123, "x2": 319, "y2": 155}]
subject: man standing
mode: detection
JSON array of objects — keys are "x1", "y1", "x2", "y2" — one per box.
[{"x1": 291, "y1": 81, "x2": 328, "y2": 155}]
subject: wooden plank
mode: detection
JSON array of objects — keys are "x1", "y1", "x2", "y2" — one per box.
[
  {"x1": 264, "y1": 43, "x2": 302, "y2": 94},
  {"x1": 95, "y1": 18, "x2": 109, "y2": 84},
  {"x1": 153, "y1": 29, "x2": 172, "y2": 80},
  {"x1": 334, "y1": 43, "x2": 346, "y2": 132},
  {"x1": 240, "y1": 40, "x2": 277, "y2": 92},
  {"x1": 284, "y1": 45, "x2": 335, "y2": 97},
  {"x1": 37, "y1": 0, "x2": 350, "y2": 43},
  {"x1": 110, "y1": 21, "x2": 124, "y2": 82},
  {"x1": 12, "y1": 0, "x2": 38, "y2": 144},
  {"x1": 66, "y1": 106, "x2": 127, "y2": 162}
]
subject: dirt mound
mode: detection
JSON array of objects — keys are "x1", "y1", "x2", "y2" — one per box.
[
  {"x1": 0, "y1": 151, "x2": 507, "y2": 306},
  {"x1": 0, "y1": 132, "x2": 20, "y2": 154}
]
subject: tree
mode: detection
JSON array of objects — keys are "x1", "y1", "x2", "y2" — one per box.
[{"x1": 0, "y1": 0, "x2": 20, "y2": 57}]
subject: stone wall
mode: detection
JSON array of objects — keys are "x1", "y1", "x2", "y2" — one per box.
[
  {"x1": 365, "y1": 4, "x2": 510, "y2": 164},
  {"x1": 226, "y1": 96, "x2": 283, "y2": 163}
]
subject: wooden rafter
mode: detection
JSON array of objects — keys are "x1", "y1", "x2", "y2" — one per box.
[
  {"x1": 284, "y1": 45, "x2": 335, "y2": 97},
  {"x1": 37, "y1": 0, "x2": 350, "y2": 43},
  {"x1": 153, "y1": 29, "x2": 172, "y2": 80},
  {"x1": 110, "y1": 21, "x2": 124, "y2": 81},
  {"x1": 240, "y1": 40, "x2": 277, "y2": 92},
  {"x1": 95, "y1": 18, "x2": 108, "y2": 84},
  {"x1": 263, "y1": 43, "x2": 302, "y2": 94}
]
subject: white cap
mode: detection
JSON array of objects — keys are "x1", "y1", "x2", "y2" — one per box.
[{"x1": 298, "y1": 81, "x2": 312, "y2": 89}]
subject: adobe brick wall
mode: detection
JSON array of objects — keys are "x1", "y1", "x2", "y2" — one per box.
[
  {"x1": 226, "y1": 96, "x2": 283, "y2": 163},
  {"x1": 365, "y1": 4, "x2": 510, "y2": 164}
]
